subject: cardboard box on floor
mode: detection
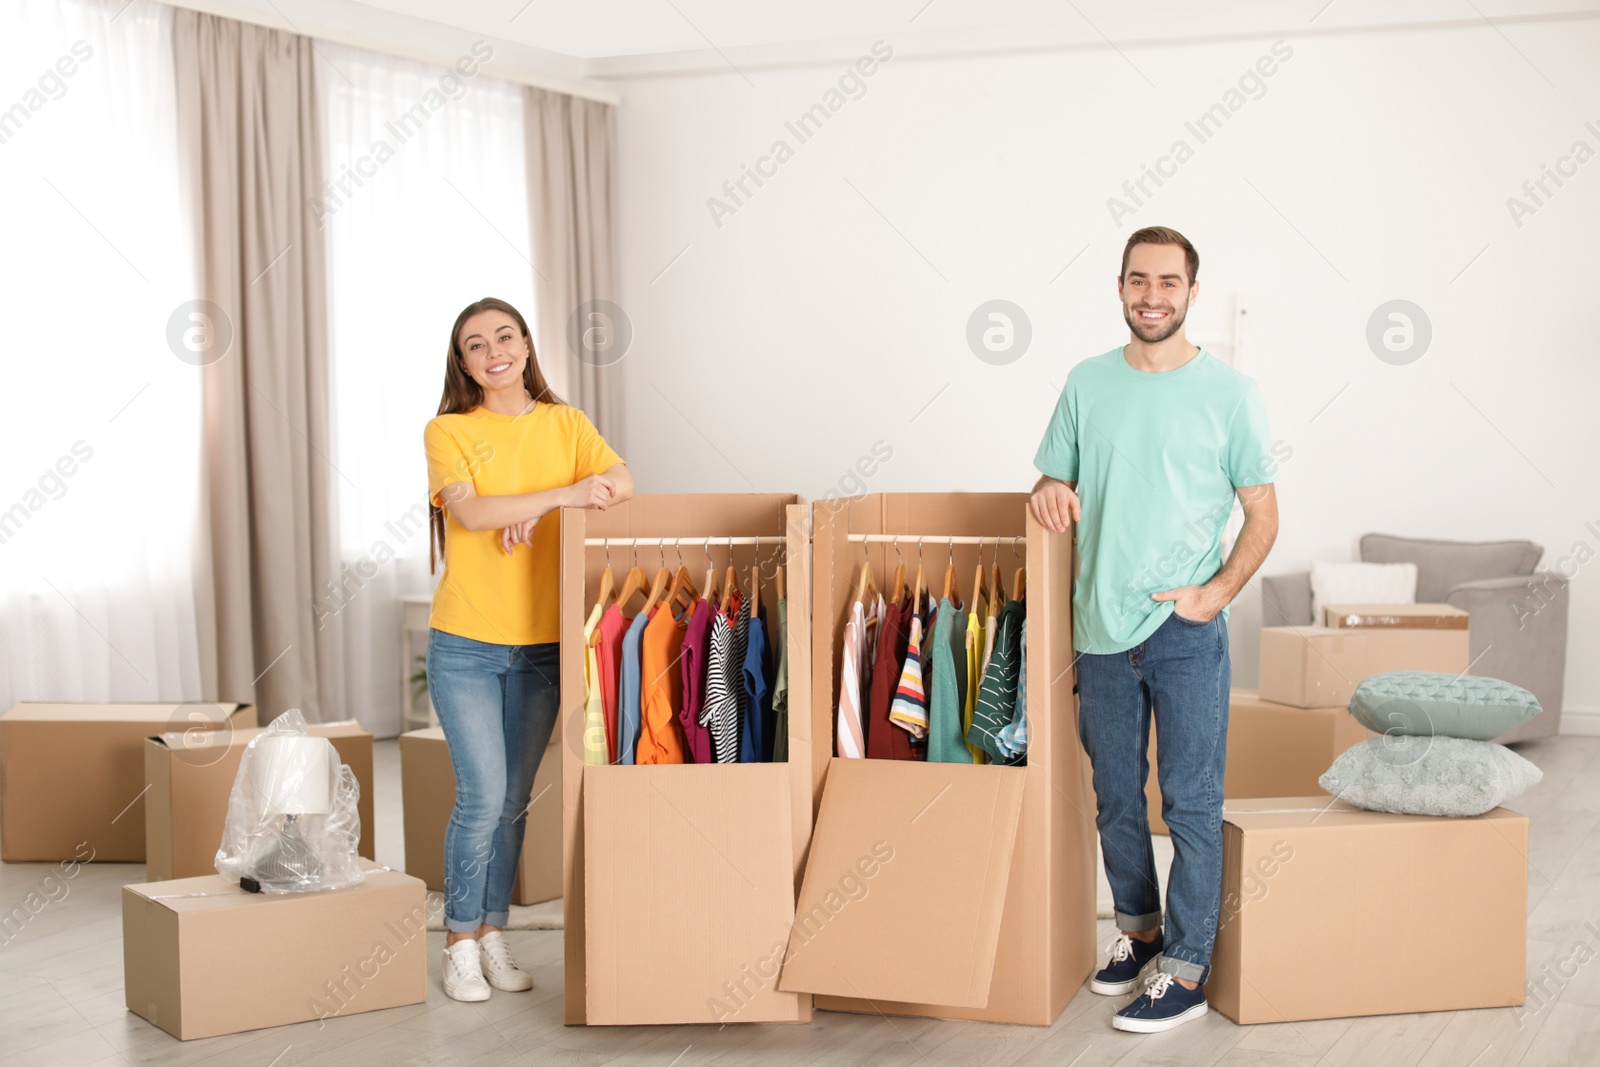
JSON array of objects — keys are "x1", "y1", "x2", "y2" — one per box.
[
  {"x1": 1, "y1": 702, "x2": 257, "y2": 863},
  {"x1": 1323, "y1": 602, "x2": 1469, "y2": 630},
  {"x1": 1258, "y1": 624, "x2": 1469, "y2": 708},
  {"x1": 399, "y1": 726, "x2": 562, "y2": 906},
  {"x1": 1206, "y1": 797, "x2": 1527, "y2": 1023},
  {"x1": 122, "y1": 858, "x2": 427, "y2": 1039},
  {"x1": 776, "y1": 494, "x2": 1096, "y2": 1026},
  {"x1": 558, "y1": 495, "x2": 815, "y2": 1025},
  {"x1": 1144, "y1": 690, "x2": 1377, "y2": 835},
  {"x1": 143, "y1": 722, "x2": 375, "y2": 881}
]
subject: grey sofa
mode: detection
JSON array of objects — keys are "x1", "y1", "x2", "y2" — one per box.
[{"x1": 1260, "y1": 534, "x2": 1568, "y2": 741}]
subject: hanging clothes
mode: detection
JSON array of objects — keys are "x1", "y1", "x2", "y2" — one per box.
[
  {"x1": 679, "y1": 596, "x2": 715, "y2": 764},
  {"x1": 771, "y1": 598, "x2": 789, "y2": 762},
  {"x1": 867, "y1": 597, "x2": 915, "y2": 760},
  {"x1": 740, "y1": 603, "x2": 775, "y2": 762},
  {"x1": 638, "y1": 598, "x2": 695, "y2": 764},
  {"x1": 928, "y1": 598, "x2": 970, "y2": 764},
  {"x1": 970, "y1": 598, "x2": 1026, "y2": 764},
  {"x1": 594, "y1": 604, "x2": 630, "y2": 763},
  {"x1": 995, "y1": 617, "x2": 1029, "y2": 762},
  {"x1": 835, "y1": 599, "x2": 867, "y2": 758},
  {"x1": 963, "y1": 609, "x2": 989, "y2": 764},
  {"x1": 581, "y1": 602, "x2": 607, "y2": 767},
  {"x1": 617, "y1": 608, "x2": 654, "y2": 765},
  {"x1": 729, "y1": 592, "x2": 751, "y2": 753},
  {"x1": 703, "y1": 593, "x2": 742, "y2": 763},
  {"x1": 888, "y1": 593, "x2": 930, "y2": 740}
]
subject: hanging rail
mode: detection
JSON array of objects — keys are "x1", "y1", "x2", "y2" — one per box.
[
  {"x1": 846, "y1": 534, "x2": 1026, "y2": 545},
  {"x1": 582, "y1": 536, "x2": 786, "y2": 547}
]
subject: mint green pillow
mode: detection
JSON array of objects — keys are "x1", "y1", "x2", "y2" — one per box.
[
  {"x1": 1349, "y1": 671, "x2": 1540, "y2": 741},
  {"x1": 1319, "y1": 736, "x2": 1541, "y2": 817}
]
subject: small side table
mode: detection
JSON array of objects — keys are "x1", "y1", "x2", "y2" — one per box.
[{"x1": 401, "y1": 594, "x2": 438, "y2": 732}]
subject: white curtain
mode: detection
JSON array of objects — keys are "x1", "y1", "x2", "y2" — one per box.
[
  {"x1": 0, "y1": 0, "x2": 204, "y2": 707},
  {"x1": 316, "y1": 41, "x2": 540, "y2": 737}
]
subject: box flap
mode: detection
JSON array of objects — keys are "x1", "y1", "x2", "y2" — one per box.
[
  {"x1": 1221, "y1": 796, "x2": 1527, "y2": 832},
  {"x1": 776, "y1": 760, "x2": 1024, "y2": 1008},
  {"x1": 1323, "y1": 603, "x2": 1469, "y2": 629}
]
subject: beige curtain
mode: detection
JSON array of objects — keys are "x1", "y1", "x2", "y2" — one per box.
[
  {"x1": 174, "y1": 12, "x2": 339, "y2": 722},
  {"x1": 524, "y1": 87, "x2": 623, "y2": 445}
]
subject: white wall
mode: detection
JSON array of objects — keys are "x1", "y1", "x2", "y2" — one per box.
[{"x1": 604, "y1": 21, "x2": 1600, "y2": 711}]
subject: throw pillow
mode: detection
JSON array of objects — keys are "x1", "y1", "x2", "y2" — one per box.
[
  {"x1": 1349, "y1": 671, "x2": 1541, "y2": 740},
  {"x1": 1319, "y1": 735, "x2": 1541, "y2": 817}
]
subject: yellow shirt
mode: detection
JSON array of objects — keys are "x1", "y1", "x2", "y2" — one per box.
[{"x1": 424, "y1": 402, "x2": 622, "y2": 645}]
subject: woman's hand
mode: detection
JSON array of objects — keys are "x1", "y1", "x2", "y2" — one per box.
[
  {"x1": 567, "y1": 474, "x2": 616, "y2": 511},
  {"x1": 501, "y1": 520, "x2": 537, "y2": 555}
]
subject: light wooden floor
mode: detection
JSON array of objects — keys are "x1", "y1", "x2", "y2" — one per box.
[{"x1": 3, "y1": 733, "x2": 1598, "y2": 1067}]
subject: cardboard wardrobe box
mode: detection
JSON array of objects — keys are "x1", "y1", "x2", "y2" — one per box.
[
  {"x1": 122, "y1": 858, "x2": 426, "y2": 1040},
  {"x1": 559, "y1": 494, "x2": 815, "y2": 1025},
  {"x1": 1144, "y1": 690, "x2": 1377, "y2": 835},
  {"x1": 143, "y1": 722, "x2": 375, "y2": 882},
  {"x1": 1, "y1": 702, "x2": 257, "y2": 863},
  {"x1": 1258, "y1": 625, "x2": 1469, "y2": 709},
  {"x1": 776, "y1": 494, "x2": 1096, "y2": 1027},
  {"x1": 1206, "y1": 797, "x2": 1526, "y2": 1023},
  {"x1": 1323, "y1": 602, "x2": 1470, "y2": 630},
  {"x1": 399, "y1": 726, "x2": 562, "y2": 906}
]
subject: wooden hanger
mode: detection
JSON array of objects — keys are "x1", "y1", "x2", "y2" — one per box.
[
  {"x1": 641, "y1": 565, "x2": 672, "y2": 616},
  {"x1": 666, "y1": 557, "x2": 699, "y2": 617},
  {"x1": 854, "y1": 555, "x2": 877, "y2": 606},
  {"x1": 616, "y1": 556, "x2": 649, "y2": 614},
  {"x1": 913, "y1": 537, "x2": 927, "y2": 607},
  {"x1": 594, "y1": 551, "x2": 616, "y2": 612},
  {"x1": 888, "y1": 537, "x2": 907, "y2": 607},
  {"x1": 970, "y1": 538, "x2": 989, "y2": 619},
  {"x1": 1012, "y1": 563, "x2": 1027, "y2": 602},
  {"x1": 721, "y1": 553, "x2": 739, "y2": 610},
  {"x1": 941, "y1": 540, "x2": 958, "y2": 606},
  {"x1": 990, "y1": 559, "x2": 1007, "y2": 611},
  {"x1": 775, "y1": 564, "x2": 785, "y2": 601},
  {"x1": 750, "y1": 560, "x2": 763, "y2": 617}
]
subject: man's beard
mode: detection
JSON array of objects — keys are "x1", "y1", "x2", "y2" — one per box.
[{"x1": 1124, "y1": 303, "x2": 1187, "y2": 343}]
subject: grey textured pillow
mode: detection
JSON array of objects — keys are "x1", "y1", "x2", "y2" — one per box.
[
  {"x1": 1348, "y1": 671, "x2": 1541, "y2": 740},
  {"x1": 1319, "y1": 736, "x2": 1542, "y2": 817}
]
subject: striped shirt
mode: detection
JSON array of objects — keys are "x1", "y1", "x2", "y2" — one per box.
[
  {"x1": 702, "y1": 599, "x2": 742, "y2": 763},
  {"x1": 835, "y1": 600, "x2": 867, "y2": 758},
  {"x1": 888, "y1": 597, "x2": 930, "y2": 738}
]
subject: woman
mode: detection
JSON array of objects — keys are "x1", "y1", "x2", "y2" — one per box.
[{"x1": 423, "y1": 296, "x2": 631, "y2": 1002}]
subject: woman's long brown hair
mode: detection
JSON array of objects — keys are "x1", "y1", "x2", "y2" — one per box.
[{"x1": 429, "y1": 297, "x2": 565, "y2": 574}]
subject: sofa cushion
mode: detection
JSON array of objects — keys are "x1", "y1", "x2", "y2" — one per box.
[
  {"x1": 1319, "y1": 735, "x2": 1541, "y2": 817},
  {"x1": 1360, "y1": 534, "x2": 1543, "y2": 603},
  {"x1": 1348, "y1": 671, "x2": 1541, "y2": 740}
]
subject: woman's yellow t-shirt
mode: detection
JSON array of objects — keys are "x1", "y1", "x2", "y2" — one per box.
[{"x1": 424, "y1": 402, "x2": 622, "y2": 646}]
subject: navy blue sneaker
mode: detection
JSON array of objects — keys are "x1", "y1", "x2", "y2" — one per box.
[
  {"x1": 1088, "y1": 931, "x2": 1163, "y2": 995},
  {"x1": 1112, "y1": 972, "x2": 1208, "y2": 1032}
]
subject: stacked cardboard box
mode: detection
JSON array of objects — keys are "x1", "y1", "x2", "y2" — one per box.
[
  {"x1": 1, "y1": 703, "x2": 256, "y2": 862},
  {"x1": 1259, "y1": 603, "x2": 1469, "y2": 708},
  {"x1": 399, "y1": 726, "x2": 562, "y2": 906},
  {"x1": 143, "y1": 722, "x2": 375, "y2": 881},
  {"x1": 777, "y1": 495, "x2": 1095, "y2": 1026},
  {"x1": 558, "y1": 495, "x2": 815, "y2": 1025},
  {"x1": 1144, "y1": 690, "x2": 1376, "y2": 835},
  {"x1": 122, "y1": 858, "x2": 427, "y2": 1039},
  {"x1": 1206, "y1": 797, "x2": 1526, "y2": 1022}
]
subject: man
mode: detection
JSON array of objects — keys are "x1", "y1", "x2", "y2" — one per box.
[{"x1": 1030, "y1": 226, "x2": 1279, "y2": 1033}]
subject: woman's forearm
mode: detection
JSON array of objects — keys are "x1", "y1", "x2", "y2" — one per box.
[{"x1": 446, "y1": 485, "x2": 571, "y2": 532}]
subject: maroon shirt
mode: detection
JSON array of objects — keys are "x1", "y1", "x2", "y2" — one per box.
[
  {"x1": 867, "y1": 599, "x2": 919, "y2": 761},
  {"x1": 679, "y1": 597, "x2": 716, "y2": 764}
]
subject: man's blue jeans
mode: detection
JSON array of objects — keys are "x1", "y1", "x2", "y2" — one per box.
[
  {"x1": 426, "y1": 628, "x2": 560, "y2": 935},
  {"x1": 1076, "y1": 610, "x2": 1231, "y2": 983}
]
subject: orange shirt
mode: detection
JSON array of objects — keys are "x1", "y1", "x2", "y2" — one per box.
[{"x1": 637, "y1": 599, "x2": 695, "y2": 764}]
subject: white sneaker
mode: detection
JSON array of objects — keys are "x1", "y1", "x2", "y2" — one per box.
[
  {"x1": 442, "y1": 939, "x2": 491, "y2": 1002},
  {"x1": 478, "y1": 930, "x2": 535, "y2": 992}
]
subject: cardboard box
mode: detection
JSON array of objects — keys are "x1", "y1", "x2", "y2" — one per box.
[
  {"x1": 122, "y1": 858, "x2": 427, "y2": 1039},
  {"x1": 1206, "y1": 797, "x2": 1527, "y2": 1023},
  {"x1": 1145, "y1": 690, "x2": 1377, "y2": 835},
  {"x1": 779, "y1": 494, "x2": 1095, "y2": 1026},
  {"x1": 1323, "y1": 602, "x2": 1469, "y2": 630},
  {"x1": 559, "y1": 495, "x2": 814, "y2": 1025},
  {"x1": 1258, "y1": 625, "x2": 1469, "y2": 709},
  {"x1": 399, "y1": 726, "x2": 562, "y2": 906},
  {"x1": 1, "y1": 702, "x2": 256, "y2": 862},
  {"x1": 143, "y1": 722, "x2": 375, "y2": 882}
]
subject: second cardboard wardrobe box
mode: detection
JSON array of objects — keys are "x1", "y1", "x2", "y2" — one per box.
[{"x1": 776, "y1": 493, "x2": 1097, "y2": 1026}]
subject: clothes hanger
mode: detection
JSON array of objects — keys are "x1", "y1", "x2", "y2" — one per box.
[
  {"x1": 616, "y1": 540, "x2": 649, "y2": 614},
  {"x1": 941, "y1": 537, "x2": 959, "y2": 606},
  {"x1": 854, "y1": 534, "x2": 877, "y2": 606},
  {"x1": 721, "y1": 534, "x2": 739, "y2": 609},
  {"x1": 641, "y1": 545, "x2": 673, "y2": 616},
  {"x1": 971, "y1": 535, "x2": 989, "y2": 619},
  {"x1": 594, "y1": 538, "x2": 616, "y2": 611},
  {"x1": 750, "y1": 548, "x2": 762, "y2": 618},
  {"x1": 991, "y1": 535, "x2": 1007, "y2": 612},
  {"x1": 889, "y1": 535, "x2": 907, "y2": 608},
  {"x1": 666, "y1": 539, "x2": 699, "y2": 616},
  {"x1": 913, "y1": 536, "x2": 927, "y2": 608},
  {"x1": 1011, "y1": 535, "x2": 1027, "y2": 602},
  {"x1": 700, "y1": 537, "x2": 717, "y2": 610}
]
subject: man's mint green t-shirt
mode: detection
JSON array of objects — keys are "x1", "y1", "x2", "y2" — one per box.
[{"x1": 1033, "y1": 347, "x2": 1277, "y2": 655}]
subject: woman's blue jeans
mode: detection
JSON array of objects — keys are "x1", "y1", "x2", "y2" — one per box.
[
  {"x1": 426, "y1": 628, "x2": 560, "y2": 934},
  {"x1": 1076, "y1": 610, "x2": 1231, "y2": 984}
]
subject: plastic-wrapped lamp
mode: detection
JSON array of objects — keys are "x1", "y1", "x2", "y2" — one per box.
[{"x1": 251, "y1": 735, "x2": 333, "y2": 816}]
